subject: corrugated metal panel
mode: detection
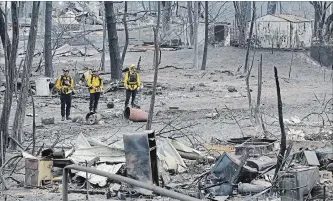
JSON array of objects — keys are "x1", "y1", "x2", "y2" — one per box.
[{"x1": 272, "y1": 14, "x2": 311, "y2": 23}]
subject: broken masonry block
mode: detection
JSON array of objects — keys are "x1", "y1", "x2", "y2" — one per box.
[
  {"x1": 41, "y1": 117, "x2": 55, "y2": 125},
  {"x1": 25, "y1": 156, "x2": 53, "y2": 187}
]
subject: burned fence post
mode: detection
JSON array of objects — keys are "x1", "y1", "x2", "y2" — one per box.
[
  {"x1": 62, "y1": 167, "x2": 69, "y2": 201},
  {"x1": 273, "y1": 66, "x2": 287, "y2": 182}
]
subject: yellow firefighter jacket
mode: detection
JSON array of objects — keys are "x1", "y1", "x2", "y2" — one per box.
[
  {"x1": 124, "y1": 71, "x2": 141, "y2": 91},
  {"x1": 87, "y1": 75, "x2": 104, "y2": 93},
  {"x1": 56, "y1": 75, "x2": 74, "y2": 94}
]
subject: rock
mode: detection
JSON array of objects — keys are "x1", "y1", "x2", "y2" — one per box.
[
  {"x1": 31, "y1": 89, "x2": 36, "y2": 95},
  {"x1": 213, "y1": 80, "x2": 218, "y2": 82},
  {"x1": 205, "y1": 113, "x2": 219, "y2": 118},
  {"x1": 107, "y1": 102, "x2": 115, "y2": 108},
  {"x1": 144, "y1": 90, "x2": 153, "y2": 95},
  {"x1": 190, "y1": 86, "x2": 195, "y2": 91},
  {"x1": 41, "y1": 117, "x2": 55, "y2": 125},
  {"x1": 0, "y1": 86, "x2": 5, "y2": 92},
  {"x1": 199, "y1": 83, "x2": 205, "y2": 87},
  {"x1": 227, "y1": 86, "x2": 237, "y2": 92},
  {"x1": 72, "y1": 115, "x2": 84, "y2": 123},
  {"x1": 196, "y1": 94, "x2": 200, "y2": 97}
]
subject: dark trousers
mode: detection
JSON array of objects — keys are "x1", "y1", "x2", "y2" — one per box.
[
  {"x1": 125, "y1": 89, "x2": 137, "y2": 107},
  {"x1": 90, "y1": 92, "x2": 101, "y2": 112},
  {"x1": 60, "y1": 93, "x2": 72, "y2": 117}
]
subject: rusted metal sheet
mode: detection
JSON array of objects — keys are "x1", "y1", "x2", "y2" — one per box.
[
  {"x1": 123, "y1": 130, "x2": 159, "y2": 195},
  {"x1": 76, "y1": 163, "x2": 124, "y2": 187},
  {"x1": 278, "y1": 166, "x2": 320, "y2": 201}
]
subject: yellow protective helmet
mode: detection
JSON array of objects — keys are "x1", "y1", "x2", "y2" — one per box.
[{"x1": 129, "y1": 64, "x2": 135, "y2": 69}]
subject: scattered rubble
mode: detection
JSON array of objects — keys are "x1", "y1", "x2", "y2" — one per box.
[
  {"x1": 13, "y1": 129, "x2": 333, "y2": 201},
  {"x1": 41, "y1": 117, "x2": 55, "y2": 125},
  {"x1": 227, "y1": 86, "x2": 237, "y2": 92}
]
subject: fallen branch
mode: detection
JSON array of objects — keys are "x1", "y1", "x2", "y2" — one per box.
[
  {"x1": 50, "y1": 133, "x2": 61, "y2": 149},
  {"x1": 224, "y1": 105, "x2": 244, "y2": 137},
  {"x1": 159, "y1": 65, "x2": 183, "y2": 70},
  {"x1": 8, "y1": 136, "x2": 24, "y2": 150},
  {"x1": 157, "y1": 122, "x2": 200, "y2": 135}
]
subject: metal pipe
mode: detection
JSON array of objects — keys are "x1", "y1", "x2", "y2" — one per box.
[
  {"x1": 62, "y1": 164, "x2": 201, "y2": 201},
  {"x1": 62, "y1": 168, "x2": 69, "y2": 201}
]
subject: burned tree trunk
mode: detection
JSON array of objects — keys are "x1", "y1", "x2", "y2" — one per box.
[
  {"x1": 244, "y1": 2, "x2": 256, "y2": 74},
  {"x1": 0, "y1": 2, "x2": 19, "y2": 164},
  {"x1": 0, "y1": 9, "x2": 11, "y2": 59},
  {"x1": 19, "y1": 2, "x2": 25, "y2": 18},
  {"x1": 44, "y1": 1, "x2": 53, "y2": 77},
  {"x1": 11, "y1": 1, "x2": 40, "y2": 150},
  {"x1": 201, "y1": 1, "x2": 209, "y2": 71},
  {"x1": 233, "y1": 1, "x2": 249, "y2": 47},
  {"x1": 101, "y1": 2, "x2": 106, "y2": 71},
  {"x1": 273, "y1": 66, "x2": 287, "y2": 180},
  {"x1": 267, "y1": 1, "x2": 277, "y2": 15},
  {"x1": 310, "y1": 1, "x2": 331, "y2": 42},
  {"x1": 161, "y1": 1, "x2": 171, "y2": 38},
  {"x1": 192, "y1": 1, "x2": 198, "y2": 69},
  {"x1": 146, "y1": 2, "x2": 161, "y2": 130},
  {"x1": 187, "y1": 1, "x2": 194, "y2": 45},
  {"x1": 105, "y1": 1, "x2": 122, "y2": 80},
  {"x1": 254, "y1": 54, "x2": 263, "y2": 125},
  {"x1": 121, "y1": 1, "x2": 129, "y2": 65}
]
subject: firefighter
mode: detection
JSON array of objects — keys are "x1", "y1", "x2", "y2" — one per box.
[
  {"x1": 56, "y1": 68, "x2": 74, "y2": 121},
  {"x1": 124, "y1": 64, "x2": 141, "y2": 108},
  {"x1": 87, "y1": 68, "x2": 104, "y2": 113}
]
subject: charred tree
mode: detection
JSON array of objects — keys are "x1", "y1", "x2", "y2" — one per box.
[
  {"x1": 201, "y1": 1, "x2": 209, "y2": 70},
  {"x1": 101, "y1": 2, "x2": 106, "y2": 71},
  {"x1": 267, "y1": 1, "x2": 277, "y2": 15},
  {"x1": 19, "y1": 2, "x2": 25, "y2": 18},
  {"x1": 161, "y1": 1, "x2": 171, "y2": 38},
  {"x1": 146, "y1": 2, "x2": 161, "y2": 130},
  {"x1": 44, "y1": 1, "x2": 53, "y2": 77},
  {"x1": 273, "y1": 66, "x2": 287, "y2": 181},
  {"x1": 0, "y1": 9, "x2": 11, "y2": 59},
  {"x1": 233, "y1": 1, "x2": 249, "y2": 46},
  {"x1": 254, "y1": 54, "x2": 263, "y2": 126},
  {"x1": 310, "y1": 1, "x2": 332, "y2": 42},
  {"x1": 0, "y1": 2, "x2": 19, "y2": 164},
  {"x1": 121, "y1": 1, "x2": 129, "y2": 65},
  {"x1": 192, "y1": 1, "x2": 198, "y2": 69},
  {"x1": 105, "y1": 1, "x2": 122, "y2": 80},
  {"x1": 11, "y1": 1, "x2": 40, "y2": 150},
  {"x1": 244, "y1": 2, "x2": 256, "y2": 74},
  {"x1": 187, "y1": 1, "x2": 194, "y2": 45}
]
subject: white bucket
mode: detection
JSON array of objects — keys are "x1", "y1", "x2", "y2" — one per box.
[{"x1": 35, "y1": 77, "x2": 50, "y2": 96}]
